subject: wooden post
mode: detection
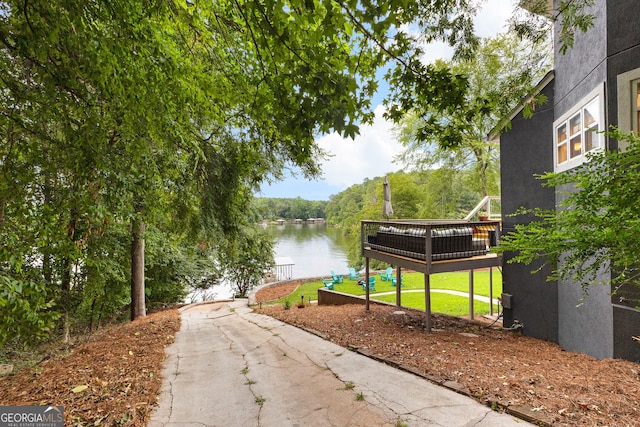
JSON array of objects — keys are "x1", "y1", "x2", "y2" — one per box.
[
  {"x1": 130, "y1": 218, "x2": 146, "y2": 321},
  {"x1": 395, "y1": 266, "x2": 401, "y2": 307},
  {"x1": 469, "y1": 269, "x2": 474, "y2": 320},
  {"x1": 365, "y1": 257, "x2": 370, "y2": 311},
  {"x1": 489, "y1": 267, "x2": 494, "y2": 316},
  {"x1": 425, "y1": 273, "x2": 432, "y2": 332}
]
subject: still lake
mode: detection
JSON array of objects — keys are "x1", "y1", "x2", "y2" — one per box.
[
  {"x1": 265, "y1": 223, "x2": 354, "y2": 280},
  {"x1": 198, "y1": 223, "x2": 354, "y2": 302}
]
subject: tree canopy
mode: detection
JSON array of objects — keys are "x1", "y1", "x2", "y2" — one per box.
[
  {"x1": 395, "y1": 32, "x2": 552, "y2": 198},
  {"x1": 0, "y1": 0, "x2": 596, "y2": 345},
  {"x1": 0, "y1": 0, "x2": 399, "y2": 342}
]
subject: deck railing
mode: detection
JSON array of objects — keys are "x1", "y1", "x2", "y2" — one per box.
[{"x1": 361, "y1": 220, "x2": 500, "y2": 262}]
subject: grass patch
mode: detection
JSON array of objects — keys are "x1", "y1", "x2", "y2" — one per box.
[
  {"x1": 343, "y1": 270, "x2": 502, "y2": 297},
  {"x1": 372, "y1": 292, "x2": 493, "y2": 316},
  {"x1": 266, "y1": 270, "x2": 502, "y2": 317},
  {"x1": 271, "y1": 281, "x2": 328, "y2": 305}
]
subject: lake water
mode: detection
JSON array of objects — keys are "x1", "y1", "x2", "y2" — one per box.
[
  {"x1": 194, "y1": 223, "x2": 353, "y2": 302},
  {"x1": 265, "y1": 223, "x2": 353, "y2": 280}
]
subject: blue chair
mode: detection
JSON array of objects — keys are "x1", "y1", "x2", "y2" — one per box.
[
  {"x1": 362, "y1": 276, "x2": 376, "y2": 292},
  {"x1": 322, "y1": 277, "x2": 335, "y2": 290},
  {"x1": 330, "y1": 270, "x2": 344, "y2": 283},
  {"x1": 379, "y1": 267, "x2": 393, "y2": 281},
  {"x1": 391, "y1": 274, "x2": 405, "y2": 287},
  {"x1": 348, "y1": 267, "x2": 359, "y2": 280}
]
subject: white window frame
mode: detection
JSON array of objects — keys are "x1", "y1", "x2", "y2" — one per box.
[
  {"x1": 553, "y1": 83, "x2": 605, "y2": 172},
  {"x1": 617, "y1": 68, "x2": 640, "y2": 150},
  {"x1": 632, "y1": 79, "x2": 640, "y2": 133}
]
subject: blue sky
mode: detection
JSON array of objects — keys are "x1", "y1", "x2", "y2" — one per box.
[{"x1": 256, "y1": 0, "x2": 517, "y2": 201}]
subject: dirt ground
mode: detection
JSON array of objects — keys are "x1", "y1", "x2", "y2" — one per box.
[
  {"x1": 0, "y1": 309, "x2": 180, "y2": 426},
  {"x1": 255, "y1": 283, "x2": 640, "y2": 426},
  {"x1": 1, "y1": 281, "x2": 638, "y2": 426}
]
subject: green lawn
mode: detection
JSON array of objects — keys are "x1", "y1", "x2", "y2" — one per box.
[
  {"x1": 373, "y1": 292, "x2": 492, "y2": 316},
  {"x1": 274, "y1": 280, "x2": 328, "y2": 306},
  {"x1": 269, "y1": 269, "x2": 502, "y2": 317}
]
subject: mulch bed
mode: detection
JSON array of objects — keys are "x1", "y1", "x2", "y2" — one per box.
[
  {"x1": 256, "y1": 283, "x2": 640, "y2": 426},
  {"x1": 0, "y1": 309, "x2": 180, "y2": 426}
]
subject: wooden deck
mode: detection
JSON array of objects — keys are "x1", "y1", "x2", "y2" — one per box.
[
  {"x1": 362, "y1": 248, "x2": 501, "y2": 275},
  {"x1": 360, "y1": 220, "x2": 503, "y2": 331}
]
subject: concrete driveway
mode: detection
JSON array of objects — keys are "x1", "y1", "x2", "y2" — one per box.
[{"x1": 149, "y1": 300, "x2": 532, "y2": 427}]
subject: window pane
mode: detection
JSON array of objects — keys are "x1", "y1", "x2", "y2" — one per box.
[
  {"x1": 570, "y1": 135, "x2": 581, "y2": 158},
  {"x1": 570, "y1": 113, "x2": 581, "y2": 135},
  {"x1": 636, "y1": 81, "x2": 640, "y2": 133},
  {"x1": 583, "y1": 99, "x2": 599, "y2": 128},
  {"x1": 557, "y1": 123, "x2": 567, "y2": 143},
  {"x1": 558, "y1": 143, "x2": 567, "y2": 164},
  {"x1": 585, "y1": 126, "x2": 599, "y2": 151}
]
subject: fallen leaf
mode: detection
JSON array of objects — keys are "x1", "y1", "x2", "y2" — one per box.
[{"x1": 72, "y1": 385, "x2": 88, "y2": 393}]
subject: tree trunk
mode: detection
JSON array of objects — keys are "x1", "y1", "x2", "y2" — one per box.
[{"x1": 130, "y1": 218, "x2": 146, "y2": 320}]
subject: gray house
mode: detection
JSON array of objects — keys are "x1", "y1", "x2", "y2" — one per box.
[{"x1": 500, "y1": 1, "x2": 640, "y2": 362}]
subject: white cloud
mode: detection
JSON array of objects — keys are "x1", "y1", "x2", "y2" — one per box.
[
  {"x1": 474, "y1": 0, "x2": 517, "y2": 38},
  {"x1": 317, "y1": 105, "x2": 402, "y2": 188}
]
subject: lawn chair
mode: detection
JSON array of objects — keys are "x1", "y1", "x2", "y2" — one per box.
[
  {"x1": 322, "y1": 277, "x2": 335, "y2": 290},
  {"x1": 330, "y1": 270, "x2": 344, "y2": 283},
  {"x1": 379, "y1": 267, "x2": 393, "y2": 281},
  {"x1": 361, "y1": 276, "x2": 376, "y2": 292},
  {"x1": 391, "y1": 274, "x2": 405, "y2": 287},
  {"x1": 348, "y1": 267, "x2": 360, "y2": 281}
]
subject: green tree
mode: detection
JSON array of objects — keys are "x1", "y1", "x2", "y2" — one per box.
[
  {"x1": 0, "y1": 0, "x2": 397, "y2": 333},
  {"x1": 511, "y1": 0, "x2": 594, "y2": 55},
  {"x1": 498, "y1": 129, "x2": 640, "y2": 307},
  {"x1": 396, "y1": 32, "x2": 552, "y2": 198},
  {"x1": 222, "y1": 227, "x2": 275, "y2": 297},
  {"x1": 0, "y1": 0, "x2": 598, "y2": 344}
]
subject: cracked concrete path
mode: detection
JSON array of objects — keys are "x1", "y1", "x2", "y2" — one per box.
[{"x1": 149, "y1": 301, "x2": 532, "y2": 427}]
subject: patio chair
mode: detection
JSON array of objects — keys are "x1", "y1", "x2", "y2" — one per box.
[
  {"x1": 348, "y1": 267, "x2": 359, "y2": 281},
  {"x1": 361, "y1": 276, "x2": 376, "y2": 292},
  {"x1": 322, "y1": 277, "x2": 335, "y2": 290},
  {"x1": 330, "y1": 270, "x2": 344, "y2": 283},
  {"x1": 391, "y1": 274, "x2": 405, "y2": 287},
  {"x1": 379, "y1": 267, "x2": 393, "y2": 281}
]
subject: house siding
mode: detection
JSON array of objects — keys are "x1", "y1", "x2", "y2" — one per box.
[
  {"x1": 606, "y1": 0, "x2": 640, "y2": 362},
  {"x1": 553, "y1": 1, "x2": 607, "y2": 117},
  {"x1": 501, "y1": 0, "x2": 640, "y2": 362},
  {"x1": 500, "y1": 78, "x2": 558, "y2": 342},
  {"x1": 551, "y1": 0, "x2": 615, "y2": 359}
]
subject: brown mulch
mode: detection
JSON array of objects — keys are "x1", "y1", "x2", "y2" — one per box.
[
  {"x1": 0, "y1": 309, "x2": 180, "y2": 426},
  {"x1": 256, "y1": 284, "x2": 640, "y2": 426},
  {"x1": 1, "y1": 280, "x2": 638, "y2": 427}
]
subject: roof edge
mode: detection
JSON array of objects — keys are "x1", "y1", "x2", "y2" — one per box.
[
  {"x1": 488, "y1": 70, "x2": 555, "y2": 141},
  {"x1": 520, "y1": 0, "x2": 554, "y2": 18}
]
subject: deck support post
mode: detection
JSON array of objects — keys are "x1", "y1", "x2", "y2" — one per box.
[
  {"x1": 365, "y1": 257, "x2": 370, "y2": 311},
  {"x1": 425, "y1": 273, "x2": 432, "y2": 332},
  {"x1": 395, "y1": 266, "x2": 402, "y2": 307},
  {"x1": 489, "y1": 267, "x2": 494, "y2": 316},
  {"x1": 469, "y1": 269, "x2": 475, "y2": 320}
]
